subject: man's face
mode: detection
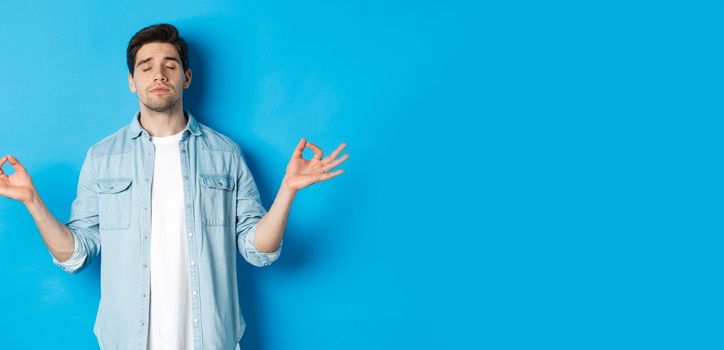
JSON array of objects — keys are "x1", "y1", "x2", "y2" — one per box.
[{"x1": 128, "y1": 42, "x2": 192, "y2": 113}]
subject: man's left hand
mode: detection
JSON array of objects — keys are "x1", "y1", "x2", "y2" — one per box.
[{"x1": 282, "y1": 138, "x2": 349, "y2": 193}]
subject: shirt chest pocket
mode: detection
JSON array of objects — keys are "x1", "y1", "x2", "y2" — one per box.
[
  {"x1": 96, "y1": 178, "x2": 133, "y2": 230},
  {"x1": 199, "y1": 174, "x2": 235, "y2": 226}
]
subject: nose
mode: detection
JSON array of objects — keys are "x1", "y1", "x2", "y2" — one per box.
[{"x1": 153, "y1": 68, "x2": 167, "y2": 82}]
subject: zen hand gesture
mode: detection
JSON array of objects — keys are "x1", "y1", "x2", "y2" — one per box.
[
  {"x1": 282, "y1": 138, "x2": 349, "y2": 193},
  {"x1": 0, "y1": 155, "x2": 37, "y2": 204}
]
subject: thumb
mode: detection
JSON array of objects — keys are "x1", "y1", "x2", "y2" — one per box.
[{"x1": 7, "y1": 155, "x2": 27, "y2": 172}]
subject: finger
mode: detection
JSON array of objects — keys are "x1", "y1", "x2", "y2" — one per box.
[
  {"x1": 306, "y1": 142, "x2": 323, "y2": 160},
  {"x1": 322, "y1": 153, "x2": 349, "y2": 172},
  {"x1": 291, "y1": 138, "x2": 306, "y2": 159},
  {"x1": 7, "y1": 155, "x2": 26, "y2": 172},
  {"x1": 0, "y1": 155, "x2": 6, "y2": 175},
  {"x1": 320, "y1": 169, "x2": 344, "y2": 181},
  {"x1": 322, "y1": 142, "x2": 347, "y2": 163}
]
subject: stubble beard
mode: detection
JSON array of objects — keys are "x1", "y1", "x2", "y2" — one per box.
[{"x1": 140, "y1": 92, "x2": 181, "y2": 113}]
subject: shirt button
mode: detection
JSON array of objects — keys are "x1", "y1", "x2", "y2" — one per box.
[
  {"x1": 145, "y1": 178, "x2": 149, "y2": 182},
  {"x1": 144, "y1": 235, "x2": 148, "y2": 240},
  {"x1": 193, "y1": 318, "x2": 198, "y2": 323},
  {"x1": 191, "y1": 261, "x2": 195, "y2": 266},
  {"x1": 143, "y1": 294, "x2": 147, "y2": 298},
  {"x1": 143, "y1": 264, "x2": 148, "y2": 268},
  {"x1": 141, "y1": 321, "x2": 145, "y2": 326},
  {"x1": 188, "y1": 232, "x2": 193, "y2": 237},
  {"x1": 193, "y1": 290, "x2": 197, "y2": 296}
]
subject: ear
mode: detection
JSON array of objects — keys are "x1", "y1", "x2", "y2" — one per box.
[
  {"x1": 183, "y1": 68, "x2": 192, "y2": 89},
  {"x1": 128, "y1": 73, "x2": 137, "y2": 93}
]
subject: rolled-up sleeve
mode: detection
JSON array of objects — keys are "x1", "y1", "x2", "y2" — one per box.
[
  {"x1": 51, "y1": 148, "x2": 101, "y2": 274},
  {"x1": 234, "y1": 145, "x2": 282, "y2": 267},
  {"x1": 50, "y1": 231, "x2": 88, "y2": 273}
]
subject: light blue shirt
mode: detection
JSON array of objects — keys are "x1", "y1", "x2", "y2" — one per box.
[{"x1": 50, "y1": 111, "x2": 282, "y2": 350}]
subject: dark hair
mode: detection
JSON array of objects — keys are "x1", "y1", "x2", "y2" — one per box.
[{"x1": 126, "y1": 23, "x2": 189, "y2": 76}]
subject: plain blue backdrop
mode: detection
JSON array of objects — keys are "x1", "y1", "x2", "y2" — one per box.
[{"x1": 0, "y1": 1, "x2": 722, "y2": 349}]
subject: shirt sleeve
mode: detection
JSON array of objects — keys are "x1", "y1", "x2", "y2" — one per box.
[
  {"x1": 50, "y1": 230, "x2": 88, "y2": 273},
  {"x1": 234, "y1": 144, "x2": 283, "y2": 267},
  {"x1": 51, "y1": 148, "x2": 101, "y2": 274},
  {"x1": 241, "y1": 222, "x2": 283, "y2": 267}
]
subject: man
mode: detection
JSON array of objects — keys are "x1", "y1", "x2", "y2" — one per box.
[{"x1": 0, "y1": 23, "x2": 348, "y2": 350}]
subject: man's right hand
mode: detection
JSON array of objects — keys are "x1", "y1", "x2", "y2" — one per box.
[
  {"x1": 1, "y1": 154, "x2": 78, "y2": 265},
  {"x1": 0, "y1": 155, "x2": 37, "y2": 205}
]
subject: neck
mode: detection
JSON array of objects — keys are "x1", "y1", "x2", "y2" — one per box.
[{"x1": 138, "y1": 102, "x2": 187, "y2": 137}]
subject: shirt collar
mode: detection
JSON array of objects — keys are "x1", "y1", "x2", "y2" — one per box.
[{"x1": 129, "y1": 110, "x2": 201, "y2": 139}]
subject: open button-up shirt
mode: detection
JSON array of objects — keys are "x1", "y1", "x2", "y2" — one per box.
[{"x1": 49, "y1": 111, "x2": 282, "y2": 350}]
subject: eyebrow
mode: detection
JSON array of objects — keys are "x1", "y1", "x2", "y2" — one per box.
[{"x1": 136, "y1": 56, "x2": 181, "y2": 67}]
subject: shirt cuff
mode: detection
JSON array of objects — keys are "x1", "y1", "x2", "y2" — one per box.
[
  {"x1": 50, "y1": 230, "x2": 87, "y2": 273},
  {"x1": 244, "y1": 224, "x2": 282, "y2": 267}
]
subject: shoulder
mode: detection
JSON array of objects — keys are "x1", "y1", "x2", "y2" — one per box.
[
  {"x1": 197, "y1": 123, "x2": 242, "y2": 155},
  {"x1": 87, "y1": 124, "x2": 135, "y2": 159}
]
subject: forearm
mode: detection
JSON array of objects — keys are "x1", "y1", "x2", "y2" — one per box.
[
  {"x1": 24, "y1": 192, "x2": 75, "y2": 262},
  {"x1": 253, "y1": 179, "x2": 296, "y2": 253}
]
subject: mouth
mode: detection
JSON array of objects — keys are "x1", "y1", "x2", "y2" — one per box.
[{"x1": 150, "y1": 87, "x2": 170, "y2": 93}]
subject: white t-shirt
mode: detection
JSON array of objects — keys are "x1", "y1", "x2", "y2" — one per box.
[{"x1": 147, "y1": 129, "x2": 194, "y2": 350}]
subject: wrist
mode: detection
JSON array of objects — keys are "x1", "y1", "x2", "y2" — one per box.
[
  {"x1": 23, "y1": 190, "x2": 41, "y2": 208},
  {"x1": 23, "y1": 191, "x2": 48, "y2": 219},
  {"x1": 279, "y1": 177, "x2": 298, "y2": 201}
]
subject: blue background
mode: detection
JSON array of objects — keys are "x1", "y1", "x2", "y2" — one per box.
[{"x1": 0, "y1": 1, "x2": 722, "y2": 349}]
